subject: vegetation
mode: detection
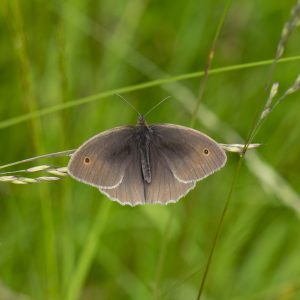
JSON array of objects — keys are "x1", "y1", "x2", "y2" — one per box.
[{"x1": 0, "y1": 0, "x2": 300, "y2": 299}]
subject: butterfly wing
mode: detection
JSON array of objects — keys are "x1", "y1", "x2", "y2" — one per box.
[
  {"x1": 149, "y1": 124, "x2": 227, "y2": 183},
  {"x1": 68, "y1": 126, "x2": 135, "y2": 189}
]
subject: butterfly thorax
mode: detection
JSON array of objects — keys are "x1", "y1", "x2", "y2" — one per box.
[{"x1": 135, "y1": 118, "x2": 152, "y2": 184}]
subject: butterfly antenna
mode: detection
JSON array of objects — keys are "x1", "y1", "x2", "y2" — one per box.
[
  {"x1": 115, "y1": 93, "x2": 141, "y2": 116},
  {"x1": 144, "y1": 96, "x2": 172, "y2": 117}
]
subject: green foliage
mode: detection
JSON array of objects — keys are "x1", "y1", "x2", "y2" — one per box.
[{"x1": 0, "y1": 0, "x2": 300, "y2": 299}]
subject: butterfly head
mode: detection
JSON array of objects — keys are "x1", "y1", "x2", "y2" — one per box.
[{"x1": 137, "y1": 115, "x2": 147, "y2": 126}]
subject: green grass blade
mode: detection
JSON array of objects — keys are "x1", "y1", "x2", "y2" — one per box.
[{"x1": 0, "y1": 56, "x2": 299, "y2": 130}]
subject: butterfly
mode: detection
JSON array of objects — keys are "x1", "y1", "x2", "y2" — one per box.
[{"x1": 68, "y1": 114, "x2": 226, "y2": 206}]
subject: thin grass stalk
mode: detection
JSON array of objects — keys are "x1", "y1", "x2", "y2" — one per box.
[
  {"x1": 0, "y1": 56, "x2": 300, "y2": 131},
  {"x1": 265, "y1": 0, "x2": 300, "y2": 89},
  {"x1": 196, "y1": 157, "x2": 244, "y2": 300},
  {"x1": 191, "y1": 0, "x2": 232, "y2": 127},
  {"x1": 0, "y1": 150, "x2": 74, "y2": 170}
]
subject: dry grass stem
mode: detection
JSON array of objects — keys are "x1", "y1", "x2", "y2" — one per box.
[
  {"x1": 276, "y1": 0, "x2": 300, "y2": 59},
  {"x1": 219, "y1": 143, "x2": 261, "y2": 153},
  {"x1": 0, "y1": 165, "x2": 68, "y2": 184},
  {"x1": 261, "y1": 73, "x2": 300, "y2": 121}
]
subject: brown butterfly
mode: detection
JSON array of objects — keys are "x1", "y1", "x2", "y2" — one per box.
[{"x1": 68, "y1": 114, "x2": 226, "y2": 206}]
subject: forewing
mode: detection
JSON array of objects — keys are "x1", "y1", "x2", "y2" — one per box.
[
  {"x1": 145, "y1": 143, "x2": 196, "y2": 204},
  {"x1": 68, "y1": 126, "x2": 134, "y2": 188},
  {"x1": 150, "y1": 124, "x2": 227, "y2": 183}
]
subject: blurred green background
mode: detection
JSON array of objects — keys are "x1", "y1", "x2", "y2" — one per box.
[{"x1": 1, "y1": 0, "x2": 300, "y2": 299}]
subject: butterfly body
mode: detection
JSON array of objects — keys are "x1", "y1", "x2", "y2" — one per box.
[
  {"x1": 135, "y1": 116, "x2": 152, "y2": 184},
  {"x1": 68, "y1": 116, "x2": 227, "y2": 206}
]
